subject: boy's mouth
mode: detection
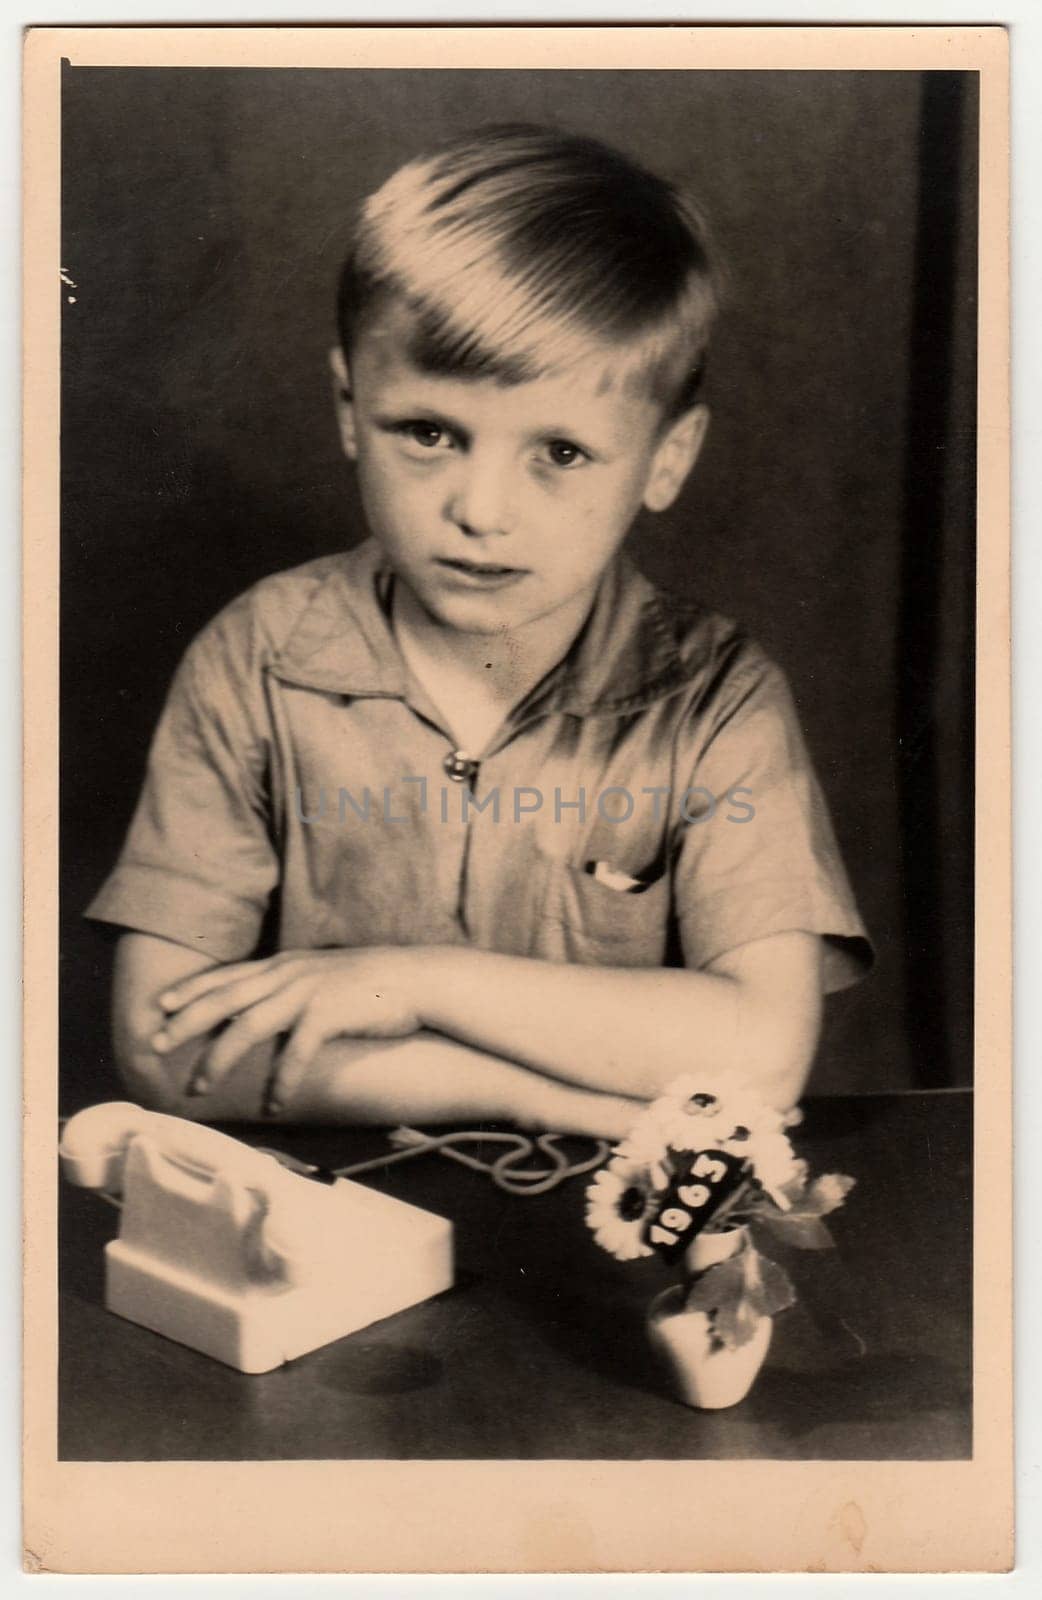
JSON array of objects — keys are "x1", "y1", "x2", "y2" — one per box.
[{"x1": 435, "y1": 557, "x2": 529, "y2": 588}]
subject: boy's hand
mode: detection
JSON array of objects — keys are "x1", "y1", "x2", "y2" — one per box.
[{"x1": 150, "y1": 947, "x2": 426, "y2": 1112}]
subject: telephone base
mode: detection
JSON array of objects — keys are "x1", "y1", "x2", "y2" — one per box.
[
  {"x1": 105, "y1": 1176, "x2": 454, "y2": 1374},
  {"x1": 60, "y1": 1103, "x2": 456, "y2": 1373}
]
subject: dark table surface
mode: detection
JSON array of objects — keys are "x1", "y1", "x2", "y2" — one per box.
[{"x1": 59, "y1": 1089, "x2": 972, "y2": 1461}]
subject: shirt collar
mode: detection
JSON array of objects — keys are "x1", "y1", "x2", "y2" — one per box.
[{"x1": 268, "y1": 537, "x2": 693, "y2": 717}]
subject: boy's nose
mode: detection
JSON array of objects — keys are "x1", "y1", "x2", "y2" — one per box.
[{"x1": 446, "y1": 457, "x2": 515, "y2": 538}]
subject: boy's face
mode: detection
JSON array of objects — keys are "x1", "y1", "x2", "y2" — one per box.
[{"x1": 334, "y1": 302, "x2": 707, "y2": 637}]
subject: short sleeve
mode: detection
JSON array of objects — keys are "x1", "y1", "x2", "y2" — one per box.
[
  {"x1": 672, "y1": 650, "x2": 873, "y2": 993},
  {"x1": 84, "y1": 606, "x2": 280, "y2": 961}
]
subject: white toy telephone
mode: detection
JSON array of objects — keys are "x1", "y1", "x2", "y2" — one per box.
[{"x1": 60, "y1": 1102, "x2": 454, "y2": 1373}]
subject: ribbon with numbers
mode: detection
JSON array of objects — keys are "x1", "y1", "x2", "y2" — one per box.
[{"x1": 643, "y1": 1148, "x2": 750, "y2": 1263}]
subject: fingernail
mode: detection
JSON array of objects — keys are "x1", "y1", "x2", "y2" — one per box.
[
  {"x1": 158, "y1": 991, "x2": 176, "y2": 1010},
  {"x1": 264, "y1": 1094, "x2": 283, "y2": 1118},
  {"x1": 151, "y1": 1031, "x2": 169, "y2": 1054},
  {"x1": 186, "y1": 1074, "x2": 210, "y2": 1097}
]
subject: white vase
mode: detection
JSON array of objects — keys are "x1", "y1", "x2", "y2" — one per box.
[{"x1": 646, "y1": 1226, "x2": 772, "y2": 1410}]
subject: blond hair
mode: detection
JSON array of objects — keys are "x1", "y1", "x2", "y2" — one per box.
[{"x1": 336, "y1": 125, "x2": 718, "y2": 418}]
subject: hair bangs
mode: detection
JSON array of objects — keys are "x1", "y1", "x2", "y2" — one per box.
[{"x1": 337, "y1": 125, "x2": 719, "y2": 415}]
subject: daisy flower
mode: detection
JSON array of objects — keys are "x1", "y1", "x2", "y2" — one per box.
[
  {"x1": 636, "y1": 1075, "x2": 789, "y2": 1158},
  {"x1": 585, "y1": 1153, "x2": 660, "y2": 1261},
  {"x1": 610, "y1": 1124, "x2": 675, "y2": 1191},
  {"x1": 744, "y1": 1130, "x2": 803, "y2": 1206}
]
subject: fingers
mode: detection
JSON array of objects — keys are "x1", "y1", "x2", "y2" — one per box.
[
  {"x1": 152, "y1": 967, "x2": 286, "y2": 1055},
  {"x1": 265, "y1": 1014, "x2": 329, "y2": 1115},
  {"x1": 158, "y1": 959, "x2": 272, "y2": 1013},
  {"x1": 197, "y1": 984, "x2": 313, "y2": 1092}
]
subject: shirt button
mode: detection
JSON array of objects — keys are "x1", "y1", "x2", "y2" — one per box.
[{"x1": 443, "y1": 749, "x2": 479, "y2": 785}]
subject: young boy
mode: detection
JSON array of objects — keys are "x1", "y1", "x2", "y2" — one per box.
[{"x1": 86, "y1": 125, "x2": 872, "y2": 1141}]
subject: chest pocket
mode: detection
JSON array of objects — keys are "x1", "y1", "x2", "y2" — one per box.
[{"x1": 536, "y1": 856, "x2": 671, "y2": 968}]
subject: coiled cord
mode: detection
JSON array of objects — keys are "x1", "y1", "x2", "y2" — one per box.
[
  {"x1": 260, "y1": 1127, "x2": 611, "y2": 1195},
  {"x1": 340, "y1": 1126, "x2": 611, "y2": 1194}
]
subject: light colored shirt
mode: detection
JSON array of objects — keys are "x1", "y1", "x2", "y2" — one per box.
[{"x1": 86, "y1": 538, "x2": 873, "y2": 993}]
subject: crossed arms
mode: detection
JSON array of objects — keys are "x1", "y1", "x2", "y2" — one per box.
[{"x1": 111, "y1": 928, "x2": 823, "y2": 1139}]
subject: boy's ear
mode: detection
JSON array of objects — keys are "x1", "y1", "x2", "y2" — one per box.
[
  {"x1": 329, "y1": 346, "x2": 357, "y2": 460},
  {"x1": 642, "y1": 405, "x2": 710, "y2": 514}
]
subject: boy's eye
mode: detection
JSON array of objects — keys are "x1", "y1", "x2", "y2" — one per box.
[
  {"x1": 397, "y1": 421, "x2": 451, "y2": 450},
  {"x1": 543, "y1": 439, "x2": 588, "y2": 469}
]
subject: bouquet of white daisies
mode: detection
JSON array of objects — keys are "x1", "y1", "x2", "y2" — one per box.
[{"x1": 586, "y1": 1076, "x2": 855, "y2": 1352}]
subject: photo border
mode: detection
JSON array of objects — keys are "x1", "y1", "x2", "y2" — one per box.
[{"x1": 22, "y1": 22, "x2": 1012, "y2": 1575}]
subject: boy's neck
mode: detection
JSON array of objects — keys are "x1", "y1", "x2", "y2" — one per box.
[{"x1": 390, "y1": 578, "x2": 596, "y2": 752}]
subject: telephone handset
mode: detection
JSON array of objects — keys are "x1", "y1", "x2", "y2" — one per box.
[
  {"x1": 60, "y1": 1100, "x2": 287, "y2": 1196},
  {"x1": 59, "y1": 1101, "x2": 454, "y2": 1372}
]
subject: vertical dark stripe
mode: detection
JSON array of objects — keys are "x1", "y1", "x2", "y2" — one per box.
[{"x1": 897, "y1": 72, "x2": 976, "y2": 1087}]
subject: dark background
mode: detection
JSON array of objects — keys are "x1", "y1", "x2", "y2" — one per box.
[{"x1": 60, "y1": 67, "x2": 978, "y2": 1102}]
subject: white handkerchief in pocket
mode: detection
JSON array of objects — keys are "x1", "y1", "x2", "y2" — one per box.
[{"x1": 587, "y1": 860, "x2": 647, "y2": 894}]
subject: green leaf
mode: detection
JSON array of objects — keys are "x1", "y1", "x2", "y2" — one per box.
[
  {"x1": 753, "y1": 1212, "x2": 836, "y2": 1250},
  {"x1": 683, "y1": 1255, "x2": 745, "y2": 1316},
  {"x1": 743, "y1": 1250, "x2": 796, "y2": 1318},
  {"x1": 677, "y1": 1248, "x2": 782, "y2": 1350},
  {"x1": 713, "y1": 1293, "x2": 762, "y2": 1350},
  {"x1": 805, "y1": 1173, "x2": 856, "y2": 1215}
]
